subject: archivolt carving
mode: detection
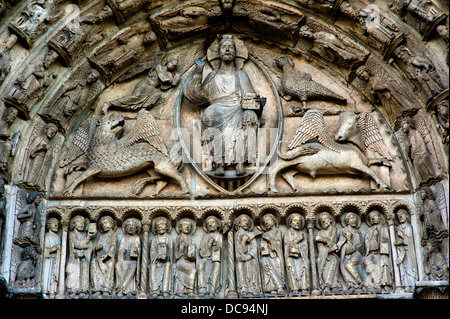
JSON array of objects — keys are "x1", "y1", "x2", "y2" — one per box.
[
  {"x1": 8, "y1": 0, "x2": 65, "y2": 49},
  {"x1": 48, "y1": 3, "x2": 115, "y2": 67},
  {"x1": 87, "y1": 21, "x2": 158, "y2": 85},
  {"x1": 389, "y1": 0, "x2": 447, "y2": 41}
]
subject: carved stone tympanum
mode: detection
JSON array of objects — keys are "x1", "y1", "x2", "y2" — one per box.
[{"x1": 0, "y1": 0, "x2": 448, "y2": 302}]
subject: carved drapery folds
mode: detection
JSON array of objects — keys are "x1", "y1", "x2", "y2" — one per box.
[
  {"x1": 415, "y1": 183, "x2": 449, "y2": 282},
  {"x1": 39, "y1": 68, "x2": 102, "y2": 135},
  {"x1": 394, "y1": 208, "x2": 419, "y2": 291},
  {"x1": 0, "y1": 106, "x2": 19, "y2": 178},
  {"x1": 395, "y1": 112, "x2": 445, "y2": 187},
  {"x1": 0, "y1": 176, "x2": 7, "y2": 260},
  {"x1": 7, "y1": 0, "x2": 64, "y2": 49},
  {"x1": 9, "y1": 190, "x2": 44, "y2": 290},
  {"x1": 115, "y1": 217, "x2": 141, "y2": 297},
  {"x1": 1, "y1": 183, "x2": 447, "y2": 299},
  {"x1": 41, "y1": 216, "x2": 61, "y2": 298},
  {"x1": 87, "y1": 21, "x2": 158, "y2": 85},
  {"x1": 48, "y1": 4, "x2": 114, "y2": 67},
  {"x1": 0, "y1": 0, "x2": 448, "y2": 300},
  {"x1": 389, "y1": 0, "x2": 447, "y2": 41},
  {"x1": 4, "y1": 198, "x2": 435, "y2": 299},
  {"x1": 149, "y1": 215, "x2": 173, "y2": 297},
  {"x1": 198, "y1": 215, "x2": 223, "y2": 297},
  {"x1": 3, "y1": 47, "x2": 59, "y2": 116},
  {"x1": 0, "y1": 2, "x2": 446, "y2": 198}
]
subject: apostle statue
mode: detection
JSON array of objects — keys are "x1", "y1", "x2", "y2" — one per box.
[
  {"x1": 198, "y1": 215, "x2": 223, "y2": 297},
  {"x1": 150, "y1": 216, "x2": 173, "y2": 298},
  {"x1": 115, "y1": 217, "x2": 141, "y2": 298}
]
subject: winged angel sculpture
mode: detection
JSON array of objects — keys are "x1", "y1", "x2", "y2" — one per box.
[
  {"x1": 415, "y1": 182, "x2": 449, "y2": 240},
  {"x1": 59, "y1": 109, "x2": 189, "y2": 196},
  {"x1": 269, "y1": 110, "x2": 393, "y2": 192},
  {"x1": 395, "y1": 115, "x2": 441, "y2": 185}
]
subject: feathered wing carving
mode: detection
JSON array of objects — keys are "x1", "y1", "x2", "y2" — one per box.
[
  {"x1": 417, "y1": 115, "x2": 432, "y2": 144},
  {"x1": 434, "y1": 182, "x2": 449, "y2": 229},
  {"x1": 115, "y1": 53, "x2": 165, "y2": 83},
  {"x1": 416, "y1": 115, "x2": 440, "y2": 166},
  {"x1": 177, "y1": 44, "x2": 206, "y2": 75},
  {"x1": 288, "y1": 109, "x2": 340, "y2": 152},
  {"x1": 395, "y1": 126, "x2": 409, "y2": 156},
  {"x1": 358, "y1": 113, "x2": 393, "y2": 161},
  {"x1": 60, "y1": 118, "x2": 97, "y2": 168},
  {"x1": 118, "y1": 109, "x2": 168, "y2": 156},
  {"x1": 414, "y1": 190, "x2": 423, "y2": 212}
]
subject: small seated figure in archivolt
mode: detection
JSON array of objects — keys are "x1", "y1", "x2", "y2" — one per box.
[{"x1": 269, "y1": 109, "x2": 393, "y2": 192}]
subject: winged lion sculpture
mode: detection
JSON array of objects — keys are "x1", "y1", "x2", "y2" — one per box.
[{"x1": 59, "y1": 109, "x2": 189, "y2": 196}]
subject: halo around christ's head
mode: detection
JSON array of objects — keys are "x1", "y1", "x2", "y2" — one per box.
[{"x1": 207, "y1": 34, "x2": 248, "y2": 69}]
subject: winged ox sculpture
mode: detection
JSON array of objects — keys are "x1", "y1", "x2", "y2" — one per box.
[{"x1": 269, "y1": 109, "x2": 393, "y2": 192}]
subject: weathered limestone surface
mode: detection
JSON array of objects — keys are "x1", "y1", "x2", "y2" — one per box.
[{"x1": 0, "y1": 0, "x2": 448, "y2": 300}]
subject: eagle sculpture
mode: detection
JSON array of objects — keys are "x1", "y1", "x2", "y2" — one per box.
[{"x1": 275, "y1": 55, "x2": 347, "y2": 110}]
